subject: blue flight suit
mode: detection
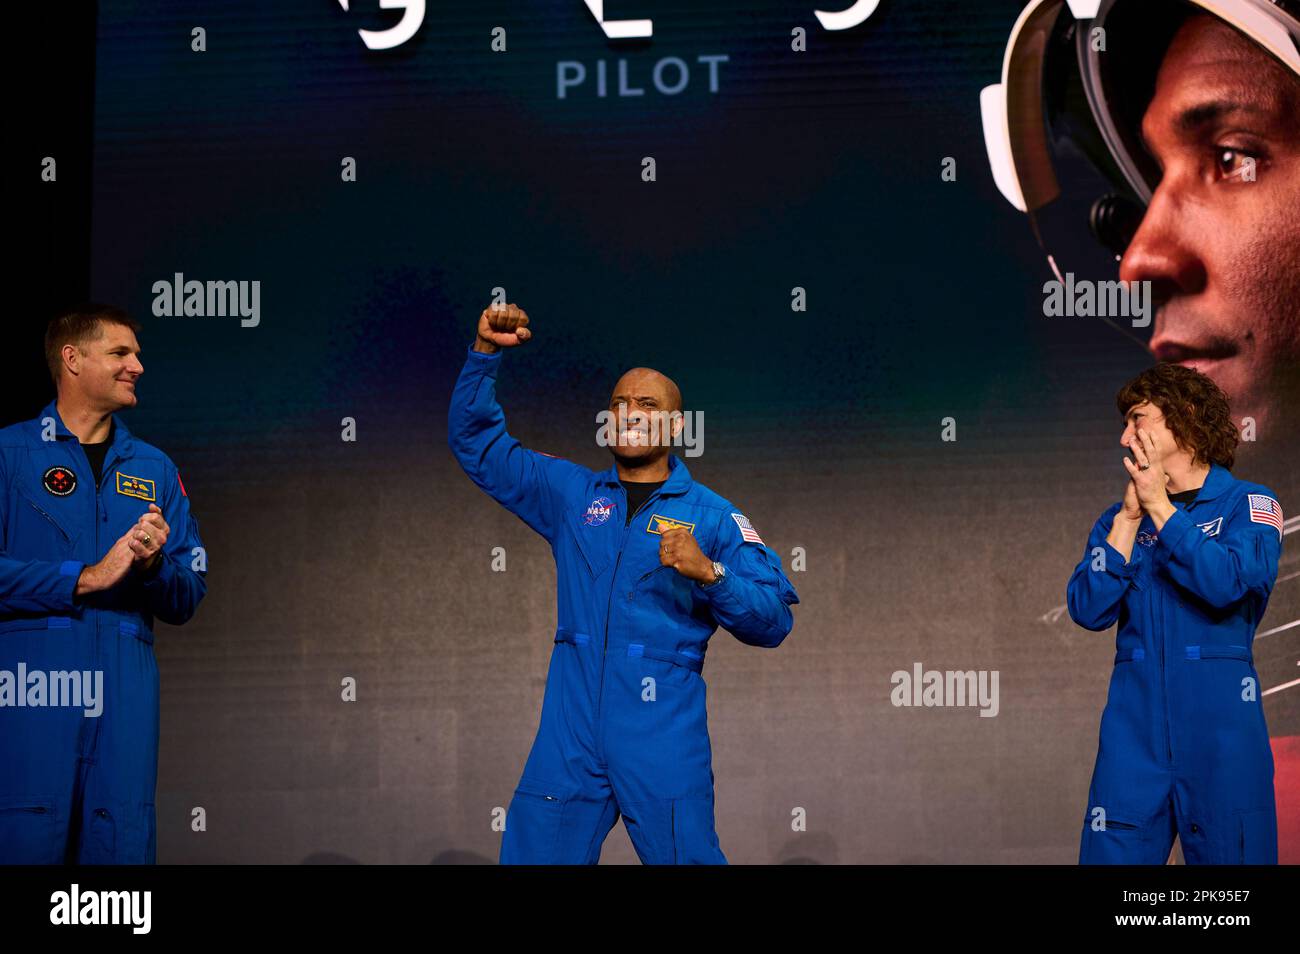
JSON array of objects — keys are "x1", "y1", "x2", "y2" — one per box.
[
  {"x1": 449, "y1": 347, "x2": 800, "y2": 864},
  {"x1": 1067, "y1": 463, "x2": 1283, "y2": 864},
  {"x1": 0, "y1": 401, "x2": 206, "y2": 864}
]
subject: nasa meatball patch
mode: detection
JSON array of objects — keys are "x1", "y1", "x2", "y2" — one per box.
[
  {"x1": 43, "y1": 465, "x2": 77, "y2": 496},
  {"x1": 583, "y1": 496, "x2": 614, "y2": 526}
]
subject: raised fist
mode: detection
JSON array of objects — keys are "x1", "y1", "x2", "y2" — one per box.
[{"x1": 474, "y1": 303, "x2": 531, "y2": 353}]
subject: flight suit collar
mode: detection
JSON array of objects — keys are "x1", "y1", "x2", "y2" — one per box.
[
  {"x1": 1187, "y1": 462, "x2": 1233, "y2": 505},
  {"x1": 595, "y1": 453, "x2": 693, "y2": 497},
  {"x1": 40, "y1": 399, "x2": 135, "y2": 458}
]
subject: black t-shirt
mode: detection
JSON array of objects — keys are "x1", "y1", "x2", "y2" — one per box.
[
  {"x1": 622, "y1": 479, "x2": 666, "y2": 526},
  {"x1": 1169, "y1": 487, "x2": 1199, "y2": 506},
  {"x1": 81, "y1": 420, "x2": 114, "y2": 488}
]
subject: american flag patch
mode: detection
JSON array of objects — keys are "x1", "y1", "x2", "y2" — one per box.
[
  {"x1": 1248, "y1": 494, "x2": 1284, "y2": 536},
  {"x1": 731, "y1": 512, "x2": 764, "y2": 545}
]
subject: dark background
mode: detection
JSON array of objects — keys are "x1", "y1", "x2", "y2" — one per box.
[{"x1": 9, "y1": 0, "x2": 1296, "y2": 863}]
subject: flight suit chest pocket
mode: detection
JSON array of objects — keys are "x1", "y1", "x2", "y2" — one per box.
[
  {"x1": 633, "y1": 562, "x2": 696, "y2": 614},
  {"x1": 103, "y1": 491, "x2": 156, "y2": 544},
  {"x1": 567, "y1": 511, "x2": 615, "y2": 580},
  {"x1": 633, "y1": 515, "x2": 708, "y2": 611},
  {"x1": 1126, "y1": 552, "x2": 1161, "y2": 631},
  {"x1": 13, "y1": 489, "x2": 79, "y2": 556},
  {"x1": 1127, "y1": 541, "x2": 1154, "y2": 590},
  {"x1": 1128, "y1": 535, "x2": 1159, "y2": 587}
]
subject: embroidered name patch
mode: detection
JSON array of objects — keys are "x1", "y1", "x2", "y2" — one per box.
[
  {"x1": 646, "y1": 514, "x2": 695, "y2": 535},
  {"x1": 115, "y1": 472, "x2": 156, "y2": 502},
  {"x1": 1196, "y1": 516, "x2": 1223, "y2": 537}
]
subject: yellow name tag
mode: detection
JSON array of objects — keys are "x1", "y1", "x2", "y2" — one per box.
[
  {"x1": 646, "y1": 513, "x2": 695, "y2": 535},
  {"x1": 115, "y1": 472, "x2": 156, "y2": 502}
]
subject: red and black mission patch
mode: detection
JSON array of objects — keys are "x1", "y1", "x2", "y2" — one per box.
[{"x1": 43, "y1": 465, "x2": 77, "y2": 496}]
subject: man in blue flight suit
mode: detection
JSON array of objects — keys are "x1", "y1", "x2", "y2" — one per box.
[
  {"x1": 1067, "y1": 364, "x2": 1283, "y2": 864},
  {"x1": 0, "y1": 304, "x2": 207, "y2": 863},
  {"x1": 449, "y1": 302, "x2": 799, "y2": 865}
]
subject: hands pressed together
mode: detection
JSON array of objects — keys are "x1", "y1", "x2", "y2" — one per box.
[
  {"x1": 1117, "y1": 429, "x2": 1174, "y2": 525},
  {"x1": 1105, "y1": 427, "x2": 1179, "y2": 562},
  {"x1": 76, "y1": 504, "x2": 171, "y2": 597}
]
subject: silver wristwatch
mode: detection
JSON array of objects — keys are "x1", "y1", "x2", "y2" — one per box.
[{"x1": 702, "y1": 561, "x2": 726, "y2": 588}]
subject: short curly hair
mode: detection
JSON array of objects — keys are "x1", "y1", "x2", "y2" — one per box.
[{"x1": 1116, "y1": 363, "x2": 1239, "y2": 469}]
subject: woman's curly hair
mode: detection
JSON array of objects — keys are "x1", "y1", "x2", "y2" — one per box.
[{"x1": 1116, "y1": 363, "x2": 1240, "y2": 469}]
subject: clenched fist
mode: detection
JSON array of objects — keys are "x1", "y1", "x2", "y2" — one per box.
[
  {"x1": 659, "y1": 527, "x2": 717, "y2": 585},
  {"x1": 474, "y1": 303, "x2": 531, "y2": 354}
]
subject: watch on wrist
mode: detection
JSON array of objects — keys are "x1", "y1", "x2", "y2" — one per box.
[{"x1": 703, "y1": 561, "x2": 726, "y2": 587}]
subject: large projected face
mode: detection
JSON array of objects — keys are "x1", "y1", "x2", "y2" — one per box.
[{"x1": 1119, "y1": 14, "x2": 1300, "y2": 437}]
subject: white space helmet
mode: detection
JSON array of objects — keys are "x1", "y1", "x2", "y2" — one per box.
[{"x1": 981, "y1": 0, "x2": 1300, "y2": 329}]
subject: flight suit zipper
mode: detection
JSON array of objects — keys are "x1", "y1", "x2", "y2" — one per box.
[
  {"x1": 1159, "y1": 587, "x2": 1172, "y2": 763},
  {"x1": 69, "y1": 435, "x2": 118, "y2": 652},
  {"x1": 72, "y1": 440, "x2": 104, "y2": 572},
  {"x1": 90, "y1": 437, "x2": 128, "y2": 550},
  {"x1": 595, "y1": 483, "x2": 665, "y2": 737},
  {"x1": 1157, "y1": 499, "x2": 1193, "y2": 766}
]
